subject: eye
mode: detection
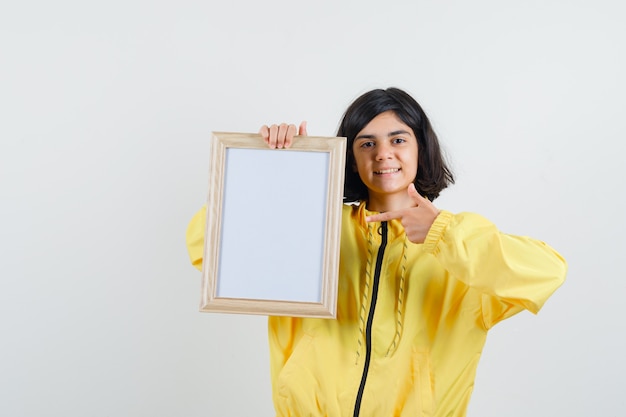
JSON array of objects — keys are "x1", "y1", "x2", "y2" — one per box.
[
  {"x1": 392, "y1": 137, "x2": 406, "y2": 144},
  {"x1": 359, "y1": 141, "x2": 375, "y2": 148}
]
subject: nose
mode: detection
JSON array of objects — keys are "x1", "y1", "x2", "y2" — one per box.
[{"x1": 375, "y1": 142, "x2": 393, "y2": 160}]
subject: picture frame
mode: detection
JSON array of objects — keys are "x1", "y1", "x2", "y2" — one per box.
[{"x1": 200, "y1": 131, "x2": 346, "y2": 318}]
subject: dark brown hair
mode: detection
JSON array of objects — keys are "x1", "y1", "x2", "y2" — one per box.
[{"x1": 337, "y1": 87, "x2": 454, "y2": 202}]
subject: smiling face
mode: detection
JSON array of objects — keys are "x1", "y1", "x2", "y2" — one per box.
[{"x1": 352, "y1": 110, "x2": 419, "y2": 212}]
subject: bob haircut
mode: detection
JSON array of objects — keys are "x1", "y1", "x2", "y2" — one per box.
[{"x1": 337, "y1": 87, "x2": 454, "y2": 203}]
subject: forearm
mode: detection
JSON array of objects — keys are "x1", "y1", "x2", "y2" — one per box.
[
  {"x1": 186, "y1": 206, "x2": 207, "y2": 271},
  {"x1": 424, "y1": 211, "x2": 567, "y2": 313}
]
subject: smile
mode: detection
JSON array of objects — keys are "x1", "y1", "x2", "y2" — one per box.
[{"x1": 375, "y1": 168, "x2": 401, "y2": 174}]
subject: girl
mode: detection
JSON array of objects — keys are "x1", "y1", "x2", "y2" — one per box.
[{"x1": 186, "y1": 87, "x2": 566, "y2": 417}]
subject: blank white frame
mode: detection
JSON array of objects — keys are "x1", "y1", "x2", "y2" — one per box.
[{"x1": 200, "y1": 132, "x2": 346, "y2": 318}]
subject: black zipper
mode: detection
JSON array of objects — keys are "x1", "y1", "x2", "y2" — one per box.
[{"x1": 353, "y1": 221, "x2": 388, "y2": 417}]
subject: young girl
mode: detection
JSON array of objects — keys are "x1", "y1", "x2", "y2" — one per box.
[{"x1": 186, "y1": 87, "x2": 567, "y2": 417}]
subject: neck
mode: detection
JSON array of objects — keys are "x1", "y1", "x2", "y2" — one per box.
[{"x1": 365, "y1": 191, "x2": 415, "y2": 213}]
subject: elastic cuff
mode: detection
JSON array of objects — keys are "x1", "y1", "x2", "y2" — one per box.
[{"x1": 423, "y1": 210, "x2": 453, "y2": 255}]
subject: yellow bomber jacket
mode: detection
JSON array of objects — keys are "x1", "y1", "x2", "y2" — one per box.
[{"x1": 186, "y1": 202, "x2": 567, "y2": 417}]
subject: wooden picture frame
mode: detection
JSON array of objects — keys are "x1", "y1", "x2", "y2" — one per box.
[{"x1": 200, "y1": 131, "x2": 346, "y2": 318}]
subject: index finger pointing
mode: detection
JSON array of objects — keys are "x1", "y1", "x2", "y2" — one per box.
[{"x1": 366, "y1": 210, "x2": 403, "y2": 223}]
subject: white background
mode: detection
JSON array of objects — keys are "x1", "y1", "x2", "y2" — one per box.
[
  {"x1": 218, "y1": 148, "x2": 327, "y2": 302},
  {"x1": 1, "y1": 0, "x2": 624, "y2": 416}
]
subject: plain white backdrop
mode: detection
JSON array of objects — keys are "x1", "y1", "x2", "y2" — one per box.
[{"x1": 1, "y1": 0, "x2": 624, "y2": 416}]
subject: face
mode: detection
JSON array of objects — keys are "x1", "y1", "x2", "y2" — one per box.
[{"x1": 352, "y1": 110, "x2": 418, "y2": 211}]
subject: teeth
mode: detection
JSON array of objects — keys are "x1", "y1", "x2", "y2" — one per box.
[{"x1": 376, "y1": 168, "x2": 400, "y2": 174}]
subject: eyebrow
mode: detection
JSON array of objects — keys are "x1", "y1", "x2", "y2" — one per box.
[{"x1": 355, "y1": 130, "x2": 412, "y2": 140}]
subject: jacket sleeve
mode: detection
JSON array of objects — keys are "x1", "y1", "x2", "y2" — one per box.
[
  {"x1": 423, "y1": 210, "x2": 567, "y2": 329},
  {"x1": 186, "y1": 206, "x2": 207, "y2": 272}
]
